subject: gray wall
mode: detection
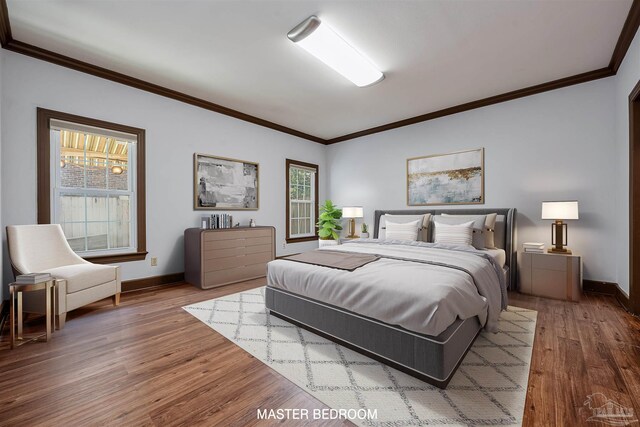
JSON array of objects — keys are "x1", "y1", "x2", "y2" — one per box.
[
  {"x1": 327, "y1": 77, "x2": 618, "y2": 284},
  {"x1": 0, "y1": 51, "x2": 326, "y2": 290},
  {"x1": 614, "y1": 28, "x2": 640, "y2": 295},
  {"x1": 1, "y1": 38, "x2": 637, "y2": 295}
]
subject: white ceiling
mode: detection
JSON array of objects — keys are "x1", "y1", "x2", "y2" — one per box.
[{"x1": 7, "y1": 0, "x2": 633, "y2": 140}]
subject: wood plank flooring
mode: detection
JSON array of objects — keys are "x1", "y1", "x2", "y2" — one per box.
[{"x1": 0, "y1": 280, "x2": 637, "y2": 426}]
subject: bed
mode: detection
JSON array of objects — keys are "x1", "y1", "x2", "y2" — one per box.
[{"x1": 265, "y1": 208, "x2": 516, "y2": 388}]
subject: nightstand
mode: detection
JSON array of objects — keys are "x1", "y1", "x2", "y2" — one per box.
[{"x1": 519, "y1": 252, "x2": 582, "y2": 301}]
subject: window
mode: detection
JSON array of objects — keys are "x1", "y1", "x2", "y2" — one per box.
[
  {"x1": 37, "y1": 108, "x2": 146, "y2": 263},
  {"x1": 286, "y1": 159, "x2": 319, "y2": 243}
]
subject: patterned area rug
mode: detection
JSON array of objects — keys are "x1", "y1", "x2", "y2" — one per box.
[{"x1": 183, "y1": 287, "x2": 537, "y2": 426}]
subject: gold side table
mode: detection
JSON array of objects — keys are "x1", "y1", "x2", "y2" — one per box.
[{"x1": 9, "y1": 280, "x2": 55, "y2": 349}]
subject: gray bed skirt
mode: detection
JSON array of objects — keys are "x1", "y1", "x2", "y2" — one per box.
[{"x1": 265, "y1": 286, "x2": 481, "y2": 389}]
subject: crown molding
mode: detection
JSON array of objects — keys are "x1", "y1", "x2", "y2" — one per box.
[
  {"x1": 325, "y1": 67, "x2": 614, "y2": 144},
  {"x1": 0, "y1": 0, "x2": 638, "y2": 145},
  {"x1": 610, "y1": 0, "x2": 640, "y2": 73}
]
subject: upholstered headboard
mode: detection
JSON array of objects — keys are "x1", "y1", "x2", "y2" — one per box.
[{"x1": 373, "y1": 208, "x2": 517, "y2": 289}]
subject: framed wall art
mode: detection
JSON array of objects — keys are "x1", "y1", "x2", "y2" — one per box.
[
  {"x1": 407, "y1": 148, "x2": 484, "y2": 206},
  {"x1": 194, "y1": 153, "x2": 259, "y2": 210}
]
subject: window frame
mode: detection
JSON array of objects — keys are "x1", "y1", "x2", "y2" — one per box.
[
  {"x1": 37, "y1": 108, "x2": 147, "y2": 264},
  {"x1": 285, "y1": 159, "x2": 319, "y2": 244}
]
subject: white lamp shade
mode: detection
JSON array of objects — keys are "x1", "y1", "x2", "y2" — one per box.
[
  {"x1": 541, "y1": 201, "x2": 579, "y2": 220},
  {"x1": 342, "y1": 206, "x2": 364, "y2": 218}
]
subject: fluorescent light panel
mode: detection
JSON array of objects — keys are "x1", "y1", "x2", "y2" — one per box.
[{"x1": 288, "y1": 16, "x2": 384, "y2": 87}]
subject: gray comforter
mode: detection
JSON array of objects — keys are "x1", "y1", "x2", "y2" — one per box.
[{"x1": 267, "y1": 240, "x2": 507, "y2": 336}]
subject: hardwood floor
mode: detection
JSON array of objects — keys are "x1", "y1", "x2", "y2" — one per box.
[
  {"x1": 0, "y1": 280, "x2": 637, "y2": 426},
  {"x1": 509, "y1": 291, "x2": 640, "y2": 426}
]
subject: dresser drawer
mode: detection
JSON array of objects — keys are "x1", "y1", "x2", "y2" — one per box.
[
  {"x1": 204, "y1": 229, "x2": 273, "y2": 241},
  {"x1": 203, "y1": 263, "x2": 267, "y2": 288},
  {"x1": 532, "y1": 254, "x2": 567, "y2": 271},
  {"x1": 204, "y1": 236, "x2": 273, "y2": 251},
  {"x1": 203, "y1": 251, "x2": 273, "y2": 273},
  {"x1": 204, "y1": 244, "x2": 272, "y2": 260}
]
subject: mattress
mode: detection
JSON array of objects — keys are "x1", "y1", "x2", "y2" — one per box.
[
  {"x1": 483, "y1": 248, "x2": 506, "y2": 268},
  {"x1": 268, "y1": 240, "x2": 506, "y2": 336},
  {"x1": 266, "y1": 286, "x2": 482, "y2": 386}
]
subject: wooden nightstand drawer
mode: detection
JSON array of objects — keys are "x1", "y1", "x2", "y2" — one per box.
[
  {"x1": 532, "y1": 269, "x2": 568, "y2": 300},
  {"x1": 532, "y1": 254, "x2": 567, "y2": 271},
  {"x1": 519, "y1": 251, "x2": 582, "y2": 301}
]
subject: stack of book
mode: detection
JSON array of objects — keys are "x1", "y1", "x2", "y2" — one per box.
[
  {"x1": 207, "y1": 213, "x2": 234, "y2": 229},
  {"x1": 16, "y1": 273, "x2": 53, "y2": 284},
  {"x1": 523, "y1": 242, "x2": 545, "y2": 253}
]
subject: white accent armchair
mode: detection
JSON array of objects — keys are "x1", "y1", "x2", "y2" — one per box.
[{"x1": 6, "y1": 224, "x2": 121, "y2": 329}]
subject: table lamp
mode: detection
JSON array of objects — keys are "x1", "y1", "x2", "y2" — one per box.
[
  {"x1": 541, "y1": 201, "x2": 579, "y2": 254},
  {"x1": 342, "y1": 206, "x2": 364, "y2": 238}
]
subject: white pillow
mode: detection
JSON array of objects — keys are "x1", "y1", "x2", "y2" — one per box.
[
  {"x1": 379, "y1": 214, "x2": 431, "y2": 241},
  {"x1": 442, "y1": 213, "x2": 498, "y2": 248},
  {"x1": 385, "y1": 219, "x2": 420, "y2": 241},
  {"x1": 433, "y1": 220, "x2": 474, "y2": 247}
]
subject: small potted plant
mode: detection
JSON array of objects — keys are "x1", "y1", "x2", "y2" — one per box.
[
  {"x1": 317, "y1": 200, "x2": 342, "y2": 247},
  {"x1": 361, "y1": 223, "x2": 369, "y2": 239}
]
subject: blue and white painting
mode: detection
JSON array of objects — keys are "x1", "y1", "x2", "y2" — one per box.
[{"x1": 407, "y1": 148, "x2": 484, "y2": 205}]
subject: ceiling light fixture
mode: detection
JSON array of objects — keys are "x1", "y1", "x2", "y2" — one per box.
[
  {"x1": 111, "y1": 165, "x2": 124, "y2": 175},
  {"x1": 287, "y1": 16, "x2": 384, "y2": 87}
]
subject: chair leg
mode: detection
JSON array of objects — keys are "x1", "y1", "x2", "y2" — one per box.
[
  {"x1": 113, "y1": 293, "x2": 121, "y2": 306},
  {"x1": 56, "y1": 313, "x2": 66, "y2": 330}
]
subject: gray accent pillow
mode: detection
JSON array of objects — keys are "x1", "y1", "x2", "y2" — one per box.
[
  {"x1": 442, "y1": 213, "x2": 498, "y2": 248},
  {"x1": 432, "y1": 214, "x2": 487, "y2": 249}
]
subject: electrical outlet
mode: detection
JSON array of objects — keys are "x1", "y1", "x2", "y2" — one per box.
[
  {"x1": 282, "y1": 242, "x2": 286, "y2": 249},
  {"x1": 151, "y1": 257, "x2": 158, "y2": 266}
]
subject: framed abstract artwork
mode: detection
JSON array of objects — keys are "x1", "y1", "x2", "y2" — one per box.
[
  {"x1": 194, "y1": 153, "x2": 259, "y2": 210},
  {"x1": 407, "y1": 148, "x2": 484, "y2": 206}
]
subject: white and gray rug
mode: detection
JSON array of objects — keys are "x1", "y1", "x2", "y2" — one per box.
[{"x1": 183, "y1": 287, "x2": 537, "y2": 426}]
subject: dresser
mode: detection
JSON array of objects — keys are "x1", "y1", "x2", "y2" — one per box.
[
  {"x1": 184, "y1": 227, "x2": 275, "y2": 289},
  {"x1": 519, "y1": 252, "x2": 582, "y2": 301}
]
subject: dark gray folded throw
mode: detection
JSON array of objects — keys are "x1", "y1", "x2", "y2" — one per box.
[{"x1": 282, "y1": 250, "x2": 379, "y2": 271}]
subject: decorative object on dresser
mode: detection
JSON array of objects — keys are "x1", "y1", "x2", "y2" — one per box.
[
  {"x1": 204, "y1": 213, "x2": 234, "y2": 229},
  {"x1": 317, "y1": 200, "x2": 342, "y2": 247},
  {"x1": 520, "y1": 251, "x2": 582, "y2": 301},
  {"x1": 541, "y1": 200, "x2": 579, "y2": 253},
  {"x1": 184, "y1": 226, "x2": 275, "y2": 289},
  {"x1": 360, "y1": 223, "x2": 369, "y2": 238},
  {"x1": 194, "y1": 153, "x2": 259, "y2": 210},
  {"x1": 342, "y1": 206, "x2": 363, "y2": 238},
  {"x1": 407, "y1": 148, "x2": 484, "y2": 206}
]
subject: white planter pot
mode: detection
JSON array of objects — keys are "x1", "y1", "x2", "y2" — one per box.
[
  {"x1": 318, "y1": 239, "x2": 339, "y2": 248},
  {"x1": 361, "y1": 233, "x2": 370, "y2": 239}
]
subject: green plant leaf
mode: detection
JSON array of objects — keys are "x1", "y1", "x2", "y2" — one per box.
[{"x1": 318, "y1": 228, "x2": 331, "y2": 238}]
